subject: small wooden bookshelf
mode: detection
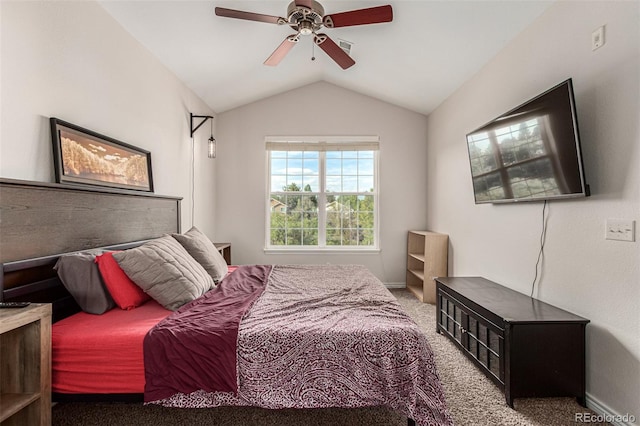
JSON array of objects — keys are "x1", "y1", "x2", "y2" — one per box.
[{"x1": 406, "y1": 231, "x2": 448, "y2": 303}]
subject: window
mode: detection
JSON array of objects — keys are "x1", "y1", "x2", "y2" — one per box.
[{"x1": 266, "y1": 137, "x2": 379, "y2": 250}]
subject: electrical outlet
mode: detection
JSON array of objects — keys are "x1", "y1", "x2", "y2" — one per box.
[
  {"x1": 592, "y1": 26, "x2": 605, "y2": 51},
  {"x1": 606, "y1": 219, "x2": 635, "y2": 242}
]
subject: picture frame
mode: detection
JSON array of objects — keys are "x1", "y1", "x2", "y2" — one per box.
[{"x1": 50, "y1": 118, "x2": 154, "y2": 193}]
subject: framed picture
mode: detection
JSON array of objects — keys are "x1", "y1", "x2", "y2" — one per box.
[{"x1": 50, "y1": 118, "x2": 154, "y2": 192}]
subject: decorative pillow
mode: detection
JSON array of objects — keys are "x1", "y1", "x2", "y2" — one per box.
[
  {"x1": 95, "y1": 251, "x2": 150, "y2": 310},
  {"x1": 172, "y1": 226, "x2": 228, "y2": 282},
  {"x1": 54, "y1": 252, "x2": 115, "y2": 315},
  {"x1": 112, "y1": 236, "x2": 214, "y2": 310}
]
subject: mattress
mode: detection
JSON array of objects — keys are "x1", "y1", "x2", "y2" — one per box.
[{"x1": 52, "y1": 300, "x2": 171, "y2": 394}]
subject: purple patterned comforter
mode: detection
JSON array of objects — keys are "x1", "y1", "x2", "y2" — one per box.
[{"x1": 147, "y1": 264, "x2": 452, "y2": 426}]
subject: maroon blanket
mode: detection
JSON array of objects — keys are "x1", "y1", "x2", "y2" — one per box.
[{"x1": 143, "y1": 265, "x2": 272, "y2": 402}]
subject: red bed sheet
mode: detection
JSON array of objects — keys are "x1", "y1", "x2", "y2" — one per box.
[
  {"x1": 51, "y1": 266, "x2": 250, "y2": 394},
  {"x1": 52, "y1": 300, "x2": 171, "y2": 394}
]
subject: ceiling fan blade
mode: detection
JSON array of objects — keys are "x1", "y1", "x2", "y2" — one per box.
[
  {"x1": 323, "y1": 5, "x2": 393, "y2": 28},
  {"x1": 264, "y1": 35, "x2": 300, "y2": 66},
  {"x1": 314, "y1": 34, "x2": 355, "y2": 70},
  {"x1": 215, "y1": 7, "x2": 286, "y2": 25}
]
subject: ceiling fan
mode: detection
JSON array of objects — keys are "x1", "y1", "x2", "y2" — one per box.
[{"x1": 214, "y1": 1, "x2": 393, "y2": 69}]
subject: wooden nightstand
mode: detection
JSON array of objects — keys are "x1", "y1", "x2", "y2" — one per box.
[
  {"x1": 214, "y1": 243, "x2": 231, "y2": 265},
  {"x1": 0, "y1": 303, "x2": 51, "y2": 426}
]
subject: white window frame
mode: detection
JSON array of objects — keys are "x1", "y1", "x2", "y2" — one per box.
[{"x1": 265, "y1": 136, "x2": 380, "y2": 253}]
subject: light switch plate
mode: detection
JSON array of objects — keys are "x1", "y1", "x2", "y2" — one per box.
[
  {"x1": 592, "y1": 26, "x2": 605, "y2": 51},
  {"x1": 606, "y1": 219, "x2": 635, "y2": 242}
]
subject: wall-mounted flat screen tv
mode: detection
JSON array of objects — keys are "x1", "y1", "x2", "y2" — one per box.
[{"x1": 466, "y1": 79, "x2": 590, "y2": 204}]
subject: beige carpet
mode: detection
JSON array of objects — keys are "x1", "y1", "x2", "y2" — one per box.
[{"x1": 51, "y1": 289, "x2": 608, "y2": 425}]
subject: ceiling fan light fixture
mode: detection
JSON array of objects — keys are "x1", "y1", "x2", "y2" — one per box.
[{"x1": 299, "y1": 20, "x2": 313, "y2": 35}]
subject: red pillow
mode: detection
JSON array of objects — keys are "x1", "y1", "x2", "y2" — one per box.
[{"x1": 95, "y1": 251, "x2": 150, "y2": 310}]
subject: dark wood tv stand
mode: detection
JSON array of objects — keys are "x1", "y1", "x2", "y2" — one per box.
[{"x1": 435, "y1": 276, "x2": 589, "y2": 407}]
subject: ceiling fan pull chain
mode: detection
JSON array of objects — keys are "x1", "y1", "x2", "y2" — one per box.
[{"x1": 311, "y1": 39, "x2": 316, "y2": 61}]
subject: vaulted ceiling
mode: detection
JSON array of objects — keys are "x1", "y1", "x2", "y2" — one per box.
[{"x1": 99, "y1": 1, "x2": 553, "y2": 115}]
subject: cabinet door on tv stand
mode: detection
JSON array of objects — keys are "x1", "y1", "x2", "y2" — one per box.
[
  {"x1": 465, "y1": 313, "x2": 504, "y2": 384},
  {"x1": 438, "y1": 292, "x2": 468, "y2": 347}
]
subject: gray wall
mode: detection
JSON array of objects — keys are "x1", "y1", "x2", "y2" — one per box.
[
  {"x1": 425, "y1": 1, "x2": 639, "y2": 421},
  {"x1": 0, "y1": 1, "x2": 216, "y2": 235},
  {"x1": 215, "y1": 81, "x2": 429, "y2": 285}
]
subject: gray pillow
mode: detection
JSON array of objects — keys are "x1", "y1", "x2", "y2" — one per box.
[
  {"x1": 112, "y1": 236, "x2": 213, "y2": 310},
  {"x1": 54, "y1": 252, "x2": 115, "y2": 315},
  {"x1": 172, "y1": 226, "x2": 228, "y2": 282}
]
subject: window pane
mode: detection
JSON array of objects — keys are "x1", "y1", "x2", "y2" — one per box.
[
  {"x1": 341, "y1": 229, "x2": 357, "y2": 245},
  {"x1": 335, "y1": 195, "x2": 356, "y2": 211},
  {"x1": 303, "y1": 158, "x2": 319, "y2": 174},
  {"x1": 270, "y1": 228, "x2": 285, "y2": 245},
  {"x1": 270, "y1": 211, "x2": 286, "y2": 227},
  {"x1": 357, "y1": 195, "x2": 374, "y2": 211},
  {"x1": 300, "y1": 195, "x2": 318, "y2": 214},
  {"x1": 359, "y1": 151, "x2": 374, "y2": 159},
  {"x1": 288, "y1": 151, "x2": 303, "y2": 159},
  {"x1": 359, "y1": 229, "x2": 374, "y2": 246},
  {"x1": 287, "y1": 211, "x2": 302, "y2": 225},
  {"x1": 286, "y1": 176, "x2": 302, "y2": 191},
  {"x1": 326, "y1": 228, "x2": 341, "y2": 245},
  {"x1": 343, "y1": 211, "x2": 356, "y2": 229},
  {"x1": 357, "y1": 212, "x2": 373, "y2": 228},
  {"x1": 358, "y1": 176, "x2": 374, "y2": 192},
  {"x1": 326, "y1": 175, "x2": 341, "y2": 192},
  {"x1": 358, "y1": 158, "x2": 374, "y2": 175},
  {"x1": 326, "y1": 210, "x2": 340, "y2": 228},
  {"x1": 303, "y1": 212, "x2": 318, "y2": 228},
  {"x1": 302, "y1": 175, "x2": 319, "y2": 192},
  {"x1": 271, "y1": 175, "x2": 286, "y2": 192},
  {"x1": 268, "y1": 147, "x2": 377, "y2": 249},
  {"x1": 271, "y1": 158, "x2": 287, "y2": 174},
  {"x1": 287, "y1": 158, "x2": 303, "y2": 174},
  {"x1": 342, "y1": 175, "x2": 357, "y2": 192},
  {"x1": 286, "y1": 228, "x2": 302, "y2": 245},
  {"x1": 342, "y1": 159, "x2": 358, "y2": 175},
  {"x1": 302, "y1": 229, "x2": 318, "y2": 245},
  {"x1": 327, "y1": 159, "x2": 342, "y2": 175}
]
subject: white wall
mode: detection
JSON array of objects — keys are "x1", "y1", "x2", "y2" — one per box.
[
  {"x1": 0, "y1": 0, "x2": 216, "y2": 235},
  {"x1": 426, "y1": 1, "x2": 639, "y2": 421},
  {"x1": 215, "y1": 81, "x2": 428, "y2": 285}
]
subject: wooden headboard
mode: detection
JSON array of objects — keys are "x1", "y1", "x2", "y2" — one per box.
[{"x1": 0, "y1": 178, "x2": 182, "y2": 321}]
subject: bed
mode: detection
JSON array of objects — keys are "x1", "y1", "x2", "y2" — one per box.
[{"x1": 0, "y1": 178, "x2": 452, "y2": 426}]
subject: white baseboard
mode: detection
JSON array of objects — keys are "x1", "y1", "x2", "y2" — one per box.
[
  {"x1": 584, "y1": 392, "x2": 637, "y2": 426},
  {"x1": 384, "y1": 282, "x2": 406, "y2": 289}
]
